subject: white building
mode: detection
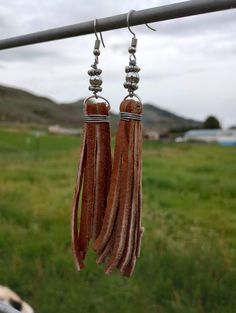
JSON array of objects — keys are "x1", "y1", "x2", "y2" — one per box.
[
  {"x1": 143, "y1": 129, "x2": 160, "y2": 140},
  {"x1": 183, "y1": 129, "x2": 236, "y2": 146},
  {"x1": 48, "y1": 125, "x2": 82, "y2": 136}
]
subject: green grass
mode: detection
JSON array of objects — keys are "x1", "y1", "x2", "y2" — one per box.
[{"x1": 0, "y1": 129, "x2": 235, "y2": 313}]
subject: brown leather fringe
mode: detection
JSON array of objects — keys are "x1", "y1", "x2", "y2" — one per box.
[
  {"x1": 93, "y1": 99, "x2": 143, "y2": 277},
  {"x1": 72, "y1": 102, "x2": 112, "y2": 271}
]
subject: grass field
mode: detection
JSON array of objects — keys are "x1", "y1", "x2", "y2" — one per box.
[{"x1": 0, "y1": 129, "x2": 235, "y2": 313}]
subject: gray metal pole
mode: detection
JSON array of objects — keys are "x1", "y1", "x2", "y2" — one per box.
[{"x1": 0, "y1": 0, "x2": 236, "y2": 50}]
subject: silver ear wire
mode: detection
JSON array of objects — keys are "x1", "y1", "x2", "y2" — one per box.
[
  {"x1": 127, "y1": 10, "x2": 136, "y2": 38},
  {"x1": 124, "y1": 10, "x2": 155, "y2": 100},
  {"x1": 87, "y1": 19, "x2": 105, "y2": 98},
  {"x1": 85, "y1": 19, "x2": 109, "y2": 105},
  {"x1": 94, "y1": 19, "x2": 105, "y2": 48},
  {"x1": 145, "y1": 23, "x2": 156, "y2": 32},
  {"x1": 124, "y1": 11, "x2": 139, "y2": 98},
  {"x1": 127, "y1": 10, "x2": 156, "y2": 36}
]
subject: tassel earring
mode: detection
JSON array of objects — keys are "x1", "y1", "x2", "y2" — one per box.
[
  {"x1": 72, "y1": 20, "x2": 112, "y2": 271},
  {"x1": 93, "y1": 11, "x2": 145, "y2": 277}
]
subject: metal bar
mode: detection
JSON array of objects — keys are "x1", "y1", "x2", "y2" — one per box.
[{"x1": 0, "y1": 0, "x2": 236, "y2": 50}]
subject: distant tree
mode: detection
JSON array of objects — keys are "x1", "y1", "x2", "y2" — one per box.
[
  {"x1": 229, "y1": 125, "x2": 236, "y2": 130},
  {"x1": 203, "y1": 116, "x2": 221, "y2": 129}
]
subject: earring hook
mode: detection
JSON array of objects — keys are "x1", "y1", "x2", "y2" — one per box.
[
  {"x1": 127, "y1": 10, "x2": 156, "y2": 37},
  {"x1": 127, "y1": 10, "x2": 136, "y2": 38},
  {"x1": 94, "y1": 19, "x2": 105, "y2": 48},
  {"x1": 145, "y1": 23, "x2": 156, "y2": 32}
]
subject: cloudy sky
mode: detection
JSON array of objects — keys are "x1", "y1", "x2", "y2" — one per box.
[{"x1": 0, "y1": 0, "x2": 236, "y2": 127}]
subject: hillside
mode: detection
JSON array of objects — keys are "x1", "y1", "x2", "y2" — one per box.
[
  {"x1": 0, "y1": 85, "x2": 81, "y2": 127},
  {"x1": 0, "y1": 84, "x2": 202, "y2": 131},
  {"x1": 142, "y1": 103, "x2": 201, "y2": 131}
]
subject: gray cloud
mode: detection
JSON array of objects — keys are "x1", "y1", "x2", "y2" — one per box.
[
  {"x1": 0, "y1": 47, "x2": 60, "y2": 62},
  {"x1": 157, "y1": 10, "x2": 236, "y2": 37}
]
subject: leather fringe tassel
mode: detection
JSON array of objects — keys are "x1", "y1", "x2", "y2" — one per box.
[
  {"x1": 93, "y1": 99, "x2": 144, "y2": 277},
  {"x1": 72, "y1": 101, "x2": 112, "y2": 271}
]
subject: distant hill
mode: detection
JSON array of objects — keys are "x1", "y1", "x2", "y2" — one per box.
[
  {"x1": 0, "y1": 85, "x2": 83, "y2": 127},
  {"x1": 143, "y1": 104, "x2": 201, "y2": 131},
  {"x1": 0, "y1": 84, "x2": 202, "y2": 131}
]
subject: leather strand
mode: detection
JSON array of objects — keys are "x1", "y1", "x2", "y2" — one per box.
[
  {"x1": 93, "y1": 99, "x2": 143, "y2": 277},
  {"x1": 71, "y1": 102, "x2": 112, "y2": 270}
]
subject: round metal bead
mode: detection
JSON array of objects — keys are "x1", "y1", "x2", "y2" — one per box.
[
  {"x1": 89, "y1": 76, "x2": 103, "y2": 87},
  {"x1": 124, "y1": 81, "x2": 138, "y2": 91},
  {"x1": 89, "y1": 86, "x2": 102, "y2": 92},
  {"x1": 88, "y1": 69, "x2": 96, "y2": 76},
  {"x1": 93, "y1": 86, "x2": 102, "y2": 92},
  {"x1": 123, "y1": 82, "x2": 131, "y2": 89},
  {"x1": 93, "y1": 49, "x2": 100, "y2": 56},
  {"x1": 130, "y1": 83, "x2": 138, "y2": 91},
  {"x1": 128, "y1": 46, "x2": 136, "y2": 54},
  {"x1": 125, "y1": 65, "x2": 141, "y2": 73},
  {"x1": 94, "y1": 68, "x2": 102, "y2": 75},
  {"x1": 88, "y1": 68, "x2": 102, "y2": 76},
  {"x1": 125, "y1": 66, "x2": 129, "y2": 73},
  {"x1": 125, "y1": 66, "x2": 133, "y2": 73},
  {"x1": 89, "y1": 86, "x2": 95, "y2": 92},
  {"x1": 126, "y1": 72, "x2": 140, "y2": 84},
  {"x1": 133, "y1": 65, "x2": 140, "y2": 72}
]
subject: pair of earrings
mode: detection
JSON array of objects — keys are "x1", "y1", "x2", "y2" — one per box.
[{"x1": 72, "y1": 11, "x2": 155, "y2": 277}]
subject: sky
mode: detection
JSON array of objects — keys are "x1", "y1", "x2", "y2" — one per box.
[{"x1": 0, "y1": 0, "x2": 236, "y2": 127}]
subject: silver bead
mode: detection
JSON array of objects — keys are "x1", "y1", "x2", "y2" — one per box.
[
  {"x1": 131, "y1": 83, "x2": 138, "y2": 91},
  {"x1": 124, "y1": 81, "x2": 138, "y2": 91},
  {"x1": 94, "y1": 68, "x2": 102, "y2": 75},
  {"x1": 89, "y1": 76, "x2": 103, "y2": 87},
  {"x1": 125, "y1": 66, "x2": 131, "y2": 73},
  {"x1": 125, "y1": 66, "x2": 133, "y2": 73},
  {"x1": 133, "y1": 65, "x2": 140, "y2": 72},
  {"x1": 89, "y1": 86, "x2": 102, "y2": 92},
  {"x1": 89, "y1": 86, "x2": 95, "y2": 91},
  {"x1": 88, "y1": 69, "x2": 95, "y2": 76},
  {"x1": 93, "y1": 49, "x2": 100, "y2": 56},
  {"x1": 126, "y1": 72, "x2": 139, "y2": 84},
  {"x1": 88, "y1": 68, "x2": 102, "y2": 76},
  {"x1": 125, "y1": 65, "x2": 141, "y2": 73},
  {"x1": 123, "y1": 82, "x2": 130, "y2": 89},
  {"x1": 128, "y1": 46, "x2": 136, "y2": 54},
  {"x1": 94, "y1": 86, "x2": 102, "y2": 92}
]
